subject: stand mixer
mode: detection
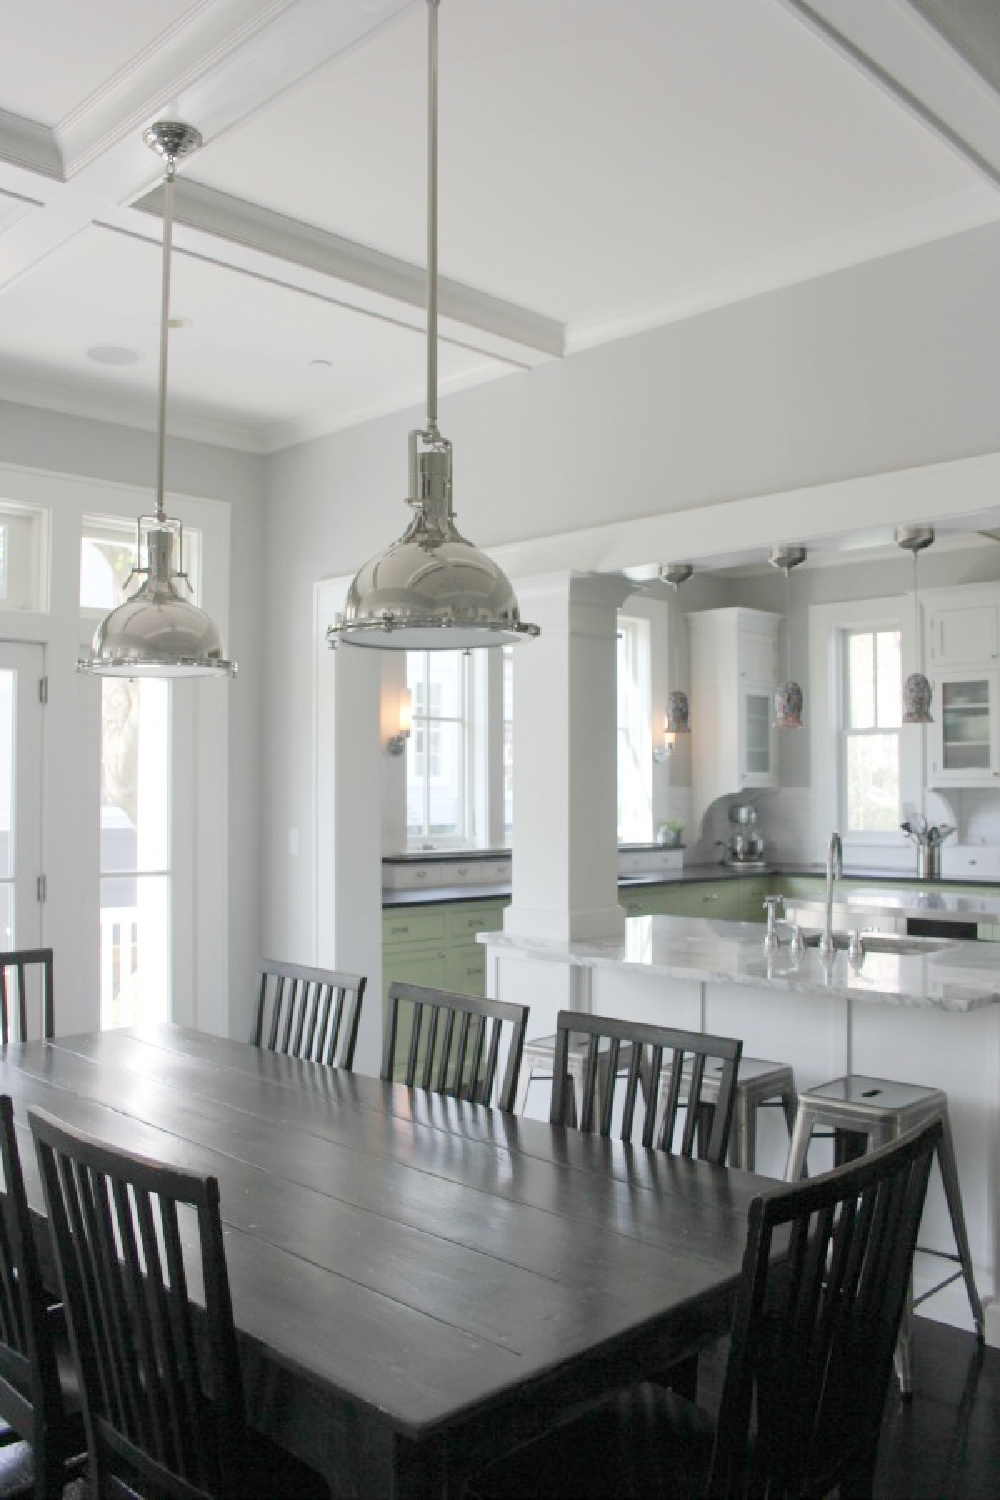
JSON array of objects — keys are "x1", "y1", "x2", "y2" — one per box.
[{"x1": 723, "y1": 802, "x2": 766, "y2": 868}]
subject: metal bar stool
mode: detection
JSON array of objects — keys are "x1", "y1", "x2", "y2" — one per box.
[
  {"x1": 515, "y1": 1034, "x2": 797, "y2": 1170},
  {"x1": 784, "y1": 1074, "x2": 985, "y2": 1394}
]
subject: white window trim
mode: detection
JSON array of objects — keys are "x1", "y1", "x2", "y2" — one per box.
[{"x1": 809, "y1": 594, "x2": 921, "y2": 870}]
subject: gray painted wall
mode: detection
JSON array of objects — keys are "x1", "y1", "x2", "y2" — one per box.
[{"x1": 263, "y1": 218, "x2": 1000, "y2": 964}]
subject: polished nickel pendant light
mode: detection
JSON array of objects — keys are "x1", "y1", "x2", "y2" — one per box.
[
  {"x1": 769, "y1": 545, "x2": 806, "y2": 729},
  {"x1": 896, "y1": 525, "x2": 934, "y2": 724},
  {"x1": 78, "y1": 122, "x2": 236, "y2": 679},
  {"x1": 327, "y1": 0, "x2": 538, "y2": 650}
]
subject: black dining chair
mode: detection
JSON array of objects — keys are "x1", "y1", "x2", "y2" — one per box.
[
  {"x1": 0, "y1": 949, "x2": 54, "y2": 1043},
  {"x1": 383, "y1": 981, "x2": 529, "y2": 1112},
  {"x1": 468, "y1": 1115, "x2": 941, "y2": 1500},
  {"x1": 0, "y1": 1095, "x2": 84, "y2": 1499},
  {"x1": 251, "y1": 959, "x2": 366, "y2": 1069},
  {"x1": 550, "y1": 1010, "x2": 743, "y2": 1164},
  {"x1": 29, "y1": 1105, "x2": 331, "y2": 1500}
]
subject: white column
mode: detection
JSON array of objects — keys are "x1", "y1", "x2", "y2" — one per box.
[
  {"x1": 504, "y1": 571, "x2": 631, "y2": 943},
  {"x1": 315, "y1": 577, "x2": 383, "y2": 1076}
]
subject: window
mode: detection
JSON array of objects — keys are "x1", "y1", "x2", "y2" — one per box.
[
  {"x1": 0, "y1": 502, "x2": 46, "y2": 612},
  {"x1": 406, "y1": 651, "x2": 474, "y2": 847},
  {"x1": 841, "y1": 628, "x2": 902, "y2": 833},
  {"x1": 617, "y1": 616, "x2": 652, "y2": 842},
  {"x1": 100, "y1": 679, "x2": 171, "y2": 1028}
]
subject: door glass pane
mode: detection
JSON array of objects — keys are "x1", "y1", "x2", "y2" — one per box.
[
  {"x1": 0, "y1": 670, "x2": 12, "y2": 946},
  {"x1": 100, "y1": 679, "x2": 171, "y2": 1029}
]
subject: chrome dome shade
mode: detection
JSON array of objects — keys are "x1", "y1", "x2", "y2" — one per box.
[
  {"x1": 328, "y1": 1, "x2": 537, "y2": 653},
  {"x1": 79, "y1": 526, "x2": 235, "y2": 678},
  {"x1": 328, "y1": 437, "x2": 538, "y2": 650}
]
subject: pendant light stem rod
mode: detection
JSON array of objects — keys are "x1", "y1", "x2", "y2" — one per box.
[
  {"x1": 426, "y1": 0, "x2": 440, "y2": 433},
  {"x1": 156, "y1": 156, "x2": 176, "y2": 525}
]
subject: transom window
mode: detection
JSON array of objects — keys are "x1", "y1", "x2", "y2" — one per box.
[{"x1": 841, "y1": 628, "x2": 902, "y2": 833}]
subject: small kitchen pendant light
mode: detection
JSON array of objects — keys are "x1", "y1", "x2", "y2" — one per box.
[
  {"x1": 896, "y1": 525, "x2": 934, "y2": 724},
  {"x1": 327, "y1": 0, "x2": 538, "y2": 650},
  {"x1": 769, "y1": 545, "x2": 806, "y2": 729},
  {"x1": 654, "y1": 564, "x2": 692, "y2": 760},
  {"x1": 78, "y1": 122, "x2": 235, "y2": 679}
]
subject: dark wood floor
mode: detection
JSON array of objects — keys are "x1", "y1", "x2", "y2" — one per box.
[
  {"x1": 694, "y1": 1314, "x2": 1000, "y2": 1500},
  {"x1": 0, "y1": 1317, "x2": 994, "y2": 1497},
  {"x1": 873, "y1": 1318, "x2": 1000, "y2": 1499}
]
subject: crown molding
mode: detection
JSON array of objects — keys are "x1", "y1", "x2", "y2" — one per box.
[
  {"x1": 566, "y1": 183, "x2": 1000, "y2": 355},
  {"x1": 0, "y1": 110, "x2": 63, "y2": 179},
  {"x1": 0, "y1": 367, "x2": 264, "y2": 453}
]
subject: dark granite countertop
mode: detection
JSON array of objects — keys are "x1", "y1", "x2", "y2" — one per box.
[{"x1": 382, "y1": 861, "x2": 1000, "y2": 908}]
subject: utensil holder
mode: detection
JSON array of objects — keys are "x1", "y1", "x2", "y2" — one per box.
[{"x1": 918, "y1": 845, "x2": 941, "y2": 880}]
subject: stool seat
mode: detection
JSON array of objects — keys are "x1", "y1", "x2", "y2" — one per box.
[
  {"x1": 785, "y1": 1072, "x2": 984, "y2": 1395},
  {"x1": 517, "y1": 1034, "x2": 797, "y2": 1172}
]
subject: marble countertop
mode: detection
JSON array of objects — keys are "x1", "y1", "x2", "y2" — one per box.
[
  {"x1": 785, "y1": 885, "x2": 1000, "y2": 921},
  {"x1": 481, "y1": 914, "x2": 1000, "y2": 1013}
]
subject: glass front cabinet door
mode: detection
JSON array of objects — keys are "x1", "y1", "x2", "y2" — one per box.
[
  {"x1": 929, "y1": 671, "x2": 1000, "y2": 786},
  {"x1": 739, "y1": 684, "x2": 775, "y2": 787}
]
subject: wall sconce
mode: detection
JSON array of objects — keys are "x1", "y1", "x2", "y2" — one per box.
[{"x1": 387, "y1": 689, "x2": 413, "y2": 756}]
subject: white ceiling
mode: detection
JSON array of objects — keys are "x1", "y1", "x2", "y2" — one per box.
[{"x1": 0, "y1": 0, "x2": 999, "y2": 457}]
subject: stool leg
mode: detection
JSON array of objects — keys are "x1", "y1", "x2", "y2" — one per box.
[
  {"x1": 783, "y1": 1103, "x2": 815, "y2": 1182},
  {"x1": 935, "y1": 1114, "x2": 985, "y2": 1340},
  {"x1": 513, "y1": 1057, "x2": 537, "y2": 1116},
  {"x1": 894, "y1": 1280, "x2": 915, "y2": 1399}
]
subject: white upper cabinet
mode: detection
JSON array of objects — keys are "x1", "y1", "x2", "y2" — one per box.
[
  {"x1": 923, "y1": 584, "x2": 1000, "y2": 787},
  {"x1": 926, "y1": 600, "x2": 999, "y2": 669},
  {"x1": 689, "y1": 608, "x2": 782, "y2": 831}
]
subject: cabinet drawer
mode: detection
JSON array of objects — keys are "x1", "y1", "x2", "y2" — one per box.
[
  {"x1": 444, "y1": 945, "x2": 487, "y2": 995},
  {"x1": 383, "y1": 910, "x2": 446, "y2": 946},
  {"x1": 445, "y1": 903, "x2": 505, "y2": 939}
]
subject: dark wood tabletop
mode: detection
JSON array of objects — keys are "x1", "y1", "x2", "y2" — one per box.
[{"x1": 0, "y1": 1023, "x2": 768, "y2": 1497}]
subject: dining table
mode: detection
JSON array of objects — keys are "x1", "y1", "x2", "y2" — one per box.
[{"x1": 0, "y1": 1022, "x2": 770, "y2": 1498}]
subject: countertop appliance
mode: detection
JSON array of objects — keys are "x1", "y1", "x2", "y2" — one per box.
[{"x1": 724, "y1": 802, "x2": 765, "y2": 868}]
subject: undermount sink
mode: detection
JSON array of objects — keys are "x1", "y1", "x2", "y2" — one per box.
[{"x1": 801, "y1": 931, "x2": 949, "y2": 956}]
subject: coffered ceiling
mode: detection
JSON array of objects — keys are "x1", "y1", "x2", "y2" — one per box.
[{"x1": 0, "y1": 0, "x2": 998, "y2": 454}]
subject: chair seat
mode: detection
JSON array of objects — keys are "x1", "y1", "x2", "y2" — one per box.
[{"x1": 469, "y1": 1382, "x2": 712, "y2": 1500}]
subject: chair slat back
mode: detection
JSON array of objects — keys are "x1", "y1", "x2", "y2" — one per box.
[
  {"x1": 0, "y1": 949, "x2": 54, "y2": 1044},
  {"x1": 29, "y1": 1106, "x2": 247, "y2": 1500},
  {"x1": 550, "y1": 1010, "x2": 742, "y2": 1163},
  {"x1": 0, "y1": 1095, "x2": 65, "y2": 1449},
  {"x1": 710, "y1": 1118, "x2": 941, "y2": 1498},
  {"x1": 383, "y1": 983, "x2": 529, "y2": 1113},
  {"x1": 252, "y1": 960, "x2": 366, "y2": 1069}
]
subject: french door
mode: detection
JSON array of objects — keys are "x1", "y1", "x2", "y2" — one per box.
[{"x1": 0, "y1": 642, "x2": 44, "y2": 952}]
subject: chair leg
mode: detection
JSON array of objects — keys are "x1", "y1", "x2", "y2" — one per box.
[
  {"x1": 731, "y1": 1087, "x2": 752, "y2": 1171},
  {"x1": 934, "y1": 1114, "x2": 985, "y2": 1340}
]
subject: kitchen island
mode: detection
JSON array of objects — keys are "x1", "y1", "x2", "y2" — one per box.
[{"x1": 483, "y1": 914, "x2": 1000, "y2": 1342}]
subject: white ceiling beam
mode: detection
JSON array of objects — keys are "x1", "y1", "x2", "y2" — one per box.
[
  {"x1": 778, "y1": 0, "x2": 1000, "y2": 188},
  {"x1": 128, "y1": 180, "x2": 564, "y2": 365}
]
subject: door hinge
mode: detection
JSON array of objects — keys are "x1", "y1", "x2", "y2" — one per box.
[
  {"x1": 38, "y1": 676, "x2": 48, "y2": 704},
  {"x1": 36, "y1": 875, "x2": 47, "y2": 903}
]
